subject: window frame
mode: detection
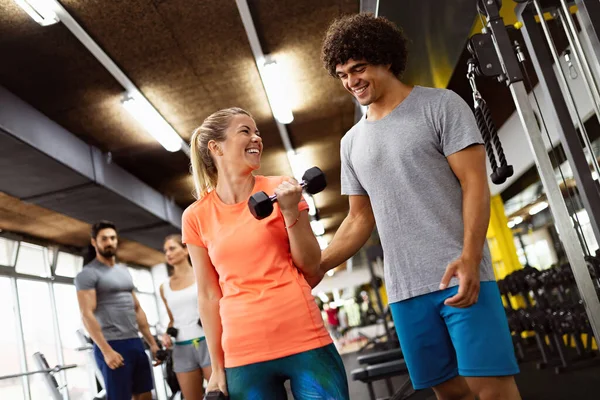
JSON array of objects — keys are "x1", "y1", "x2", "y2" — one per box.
[{"x1": 0, "y1": 235, "x2": 19, "y2": 268}]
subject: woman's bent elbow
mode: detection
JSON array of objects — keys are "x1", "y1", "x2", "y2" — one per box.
[{"x1": 299, "y1": 255, "x2": 321, "y2": 276}]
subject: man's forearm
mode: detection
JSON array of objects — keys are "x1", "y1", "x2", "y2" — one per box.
[
  {"x1": 136, "y1": 310, "x2": 157, "y2": 347},
  {"x1": 461, "y1": 181, "x2": 490, "y2": 262},
  {"x1": 322, "y1": 212, "x2": 374, "y2": 271},
  {"x1": 82, "y1": 312, "x2": 112, "y2": 354}
]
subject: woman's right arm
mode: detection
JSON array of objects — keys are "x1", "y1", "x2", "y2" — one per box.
[{"x1": 188, "y1": 244, "x2": 225, "y2": 374}]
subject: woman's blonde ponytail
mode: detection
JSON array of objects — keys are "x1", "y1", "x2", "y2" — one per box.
[{"x1": 189, "y1": 107, "x2": 252, "y2": 199}]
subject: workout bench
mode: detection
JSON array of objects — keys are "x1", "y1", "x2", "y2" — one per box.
[{"x1": 352, "y1": 348, "x2": 433, "y2": 400}]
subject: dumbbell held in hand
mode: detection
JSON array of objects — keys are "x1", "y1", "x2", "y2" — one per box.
[
  {"x1": 166, "y1": 327, "x2": 179, "y2": 338},
  {"x1": 248, "y1": 167, "x2": 327, "y2": 220},
  {"x1": 156, "y1": 349, "x2": 168, "y2": 362}
]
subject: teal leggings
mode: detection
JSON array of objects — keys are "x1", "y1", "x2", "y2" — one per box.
[{"x1": 225, "y1": 344, "x2": 349, "y2": 400}]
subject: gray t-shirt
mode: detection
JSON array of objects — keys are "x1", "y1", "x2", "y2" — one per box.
[
  {"x1": 341, "y1": 85, "x2": 494, "y2": 303},
  {"x1": 74, "y1": 259, "x2": 139, "y2": 341}
]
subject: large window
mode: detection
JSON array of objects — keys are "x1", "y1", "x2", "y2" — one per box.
[
  {"x1": 0, "y1": 277, "x2": 25, "y2": 400},
  {"x1": 129, "y1": 266, "x2": 159, "y2": 328},
  {"x1": 54, "y1": 283, "x2": 94, "y2": 400},
  {"x1": 138, "y1": 293, "x2": 160, "y2": 327},
  {"x1": 55, "y1": 252, "x2": 83, "y2": 278},
  {"x1": 0, "y1": 237, "x2": 17, "y2": 267},
  {"x1": 1, "y1": 237, "x2": 167, "y2": 400},
  {"x1": 17, "y1": 280, "x2": 60, "y2": 400},
  {"x1": 129, "y1": 267, "x2": 155, "y2": 293},
  {"x1": 15, "y1": 243, "x2": 50, "y2": 277}
]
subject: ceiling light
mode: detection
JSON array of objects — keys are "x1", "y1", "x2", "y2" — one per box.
[
  {"x1": 14, "y1": 0, "x2": 59, "y2": 26},
  {"x1": 310, "y1": 220, "x2": 325, "y2": 236},
  {"x1": 316, "y1": 236, "x2": 328, "y2": 250},
  {"x1": 529, "y1": 201, "x2": 549, "y2": 215},
  {"x1": 260, "y1": 60, "x2": 294, "y2": 124},
  {"x1": 508, "y1": 216, "x2": 524, "y2": 228},
  {"x1": 327, "y1": 270, "x2": 335, "y2": 277},
  {"x1": 121, "y1": 94, "x2": 182, "y2": 153},
  {"x1": 287, "y1": 150, "x2": 309, "y2": 182}
]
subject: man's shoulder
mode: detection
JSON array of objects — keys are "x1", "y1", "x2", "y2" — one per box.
[
  {"x1": 413, "y1": 86, "x2": 464, "y2": 107},
  {"x1": 413, "y1": 85, "x2": 450, "y2": 97},
  {"x1": 75, "y1": 261, "x2": 101, "y2": 289},
  {"x1": 75, "y1": 266, "x2": 95, "y2": 279},
  {"x1": 341, "y1": 119, "x2": 365, "y2": 147},
  {"x1": 78, "y1": 259, "x2": 101, "y2": 275},
  {"x1": 114, "y1": 262, "x2": 130, "y2": 271}
]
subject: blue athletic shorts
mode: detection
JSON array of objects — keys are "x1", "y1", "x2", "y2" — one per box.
[
  {"x1": 225, "y1": 343, "x2": 349, "y2": 400},
  {"x1": 389, "y1": 281, "x2": 519, "y2": 389},
  {"x1": 93, "y1": 338, "x2": 154, "y2": 400}
]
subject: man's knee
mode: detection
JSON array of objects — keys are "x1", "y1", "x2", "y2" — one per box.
[
  {"x1": 433, "y1": 376, "x2": 476, "y2": 400},
  {"x1": 466, "y1": 376, "x2": 521, "y2": 400}
]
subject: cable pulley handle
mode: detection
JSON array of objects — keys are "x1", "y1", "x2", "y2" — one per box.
[
  {"x1": 474, "y1": 104, "x2": 498, "y2": 172},
  {"x1": 466, "y1": 58, "x2": 514, "y2": 185}
]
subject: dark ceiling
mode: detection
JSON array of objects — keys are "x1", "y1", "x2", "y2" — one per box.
[
  {"x1": 0, "y1": 0, "x2": 359, "y2": 265},
  {"x1": 0, "y1": 0, "x2": 546, "y2": 267}
]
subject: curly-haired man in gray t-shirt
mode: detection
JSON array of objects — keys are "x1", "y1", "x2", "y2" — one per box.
[{"x1": 307, "y1": 13, "x2": 521, "y2": 400}]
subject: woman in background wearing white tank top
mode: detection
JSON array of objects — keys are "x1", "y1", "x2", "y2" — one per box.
[{"x1": 160, "y1": 234, "x2": 212, "y2": 400}]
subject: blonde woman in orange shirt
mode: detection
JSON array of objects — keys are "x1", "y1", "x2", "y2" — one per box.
[{"x1": 181, "y1": 108, "x2": 349, "y2": 399}]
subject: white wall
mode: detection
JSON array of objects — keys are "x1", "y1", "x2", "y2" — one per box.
[
  {"x1": 488, "y1": 40, "x2": 597, "y2": 195},
  {"x1": 151, "y1": 263, "x2": 170, "y2": 330}
]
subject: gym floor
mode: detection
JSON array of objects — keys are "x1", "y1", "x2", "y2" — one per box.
[{"x1": 288, "y1": 350, "x2": 600, "y2": 399}]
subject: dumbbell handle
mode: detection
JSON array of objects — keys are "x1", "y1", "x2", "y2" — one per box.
[{"x1": 267, "y1": 180, "x2": 309, "y2": 202}]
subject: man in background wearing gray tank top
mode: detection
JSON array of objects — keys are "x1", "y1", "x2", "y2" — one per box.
[
  {"x1": 75, "y1": 221, "x2": 160, "y2": 400},
  {"x1": 308, "y1": 13, "x2": 521, "y2": 400}
]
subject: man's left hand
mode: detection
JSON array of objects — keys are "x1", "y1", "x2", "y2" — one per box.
[
  {"x1": 150, "y1": 343, "x2": 160, "y2": 361},
  {"x1": 439, "y1": 256, "x2": 480, "y2": 308},
  {"x1": 150, "y1": 343, "x2": 164, "y2": 366}
]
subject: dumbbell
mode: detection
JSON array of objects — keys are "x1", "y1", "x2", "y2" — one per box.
[
  {"x1": 155, "y1": 340, "x2": 168, "y2": 362},
  {"x1": 248, "y1": 167, "x2": 327, "y2": 220},
  {"x1": 166, "y1": 327, "x2": 179, "y2": 337},
  {"x1": 166, "y1": 319, "x2": 202, "y2": 339},
  {"x1": 156, "y1": 349, "x2": 168, "y2": 361},
  {"x1": 204, "y1": 391, "x2": 229, "y2": 400}
]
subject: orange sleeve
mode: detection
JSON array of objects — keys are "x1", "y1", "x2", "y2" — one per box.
[
  {"x1": 298, "y1": 196, "x2": 309, "y2": 213},
  {"x1": 181, "y1": 205, "x2": 206, "y2": 248}
]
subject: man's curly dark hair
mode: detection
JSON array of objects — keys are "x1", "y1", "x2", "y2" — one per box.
[{"x1": 321, "y1": 13, "x2": 409, "y2": 78}]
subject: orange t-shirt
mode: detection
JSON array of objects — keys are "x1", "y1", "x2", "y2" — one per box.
[{"x1": 181, "y1": 175, "x2": 332, "y2": 368}]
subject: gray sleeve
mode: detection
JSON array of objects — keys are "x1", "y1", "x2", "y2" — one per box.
[
  {"x1": 340, "y1": 135, "x2": 367, "y2": 196},
  {"x1": 438, "y1": 90, "x2": 483, "y2": 157},
  {"x1": 74, "y1": 267, "x2": 98, "y2": 291}
]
